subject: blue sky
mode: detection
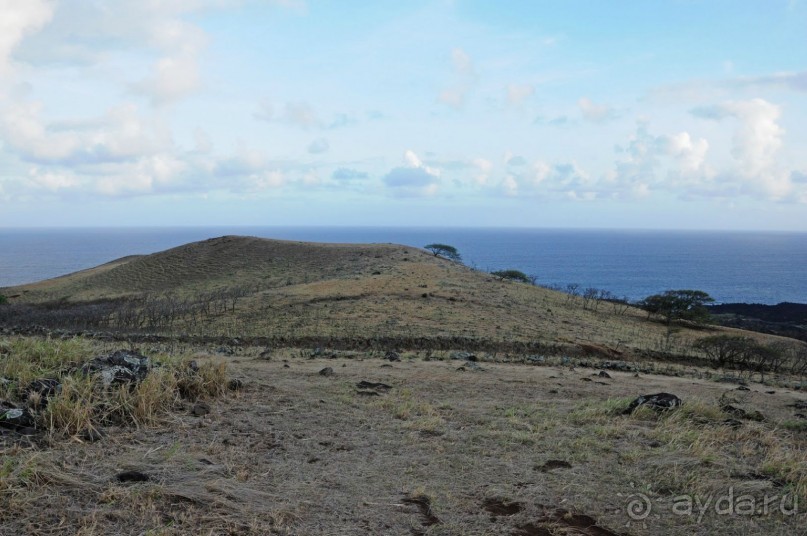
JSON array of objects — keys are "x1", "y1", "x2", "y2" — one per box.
[{"x1": 0, "y1": 0, "x2": 805, "y2": 230}]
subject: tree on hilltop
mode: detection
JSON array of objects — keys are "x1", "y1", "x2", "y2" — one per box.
[
  {"x1": 639, "y1": 289, "x2": 714, "y2": 326},
  {"x1": 490, "y1": 269, "x2": 531, "y2": 283},
  {"x1": 424, "y1": 243, "x2": 462, "y2": 262}
]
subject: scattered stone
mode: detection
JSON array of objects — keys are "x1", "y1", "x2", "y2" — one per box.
[
  {"x1": 536, "y1": 460, "x2": 572, "y2": 472},
  {"x1": 647, "y1": 440, "x2": 662, "y2": 448},
  {"x1": 482, "y1": 497, "x2": 524, "y2": 516},
  {"x1": 258, "y1": 348, "x2": 273, "y2": 360},
  {"x1": 356, "y1": 381, "x2": 392, "y2": 392},
  {"x1": 384, "y1": 351, "x2": 401, "y2": 362},
  {"x1": 310, "y1": 347, "x2": 323, "y2": 358},
  {"x1": 227, "y1": 378, "x2": 244, "y2": 391},
  {"x1": 380, "y1": 364, "x2": 393, "y2": 368},
  {"x1": 215, "y1": 346, "x2": 234, "y2": 356},
  {"x1": 283, "y1": 364, "x2": 290, "y2": 368},
  {"x1": 736, "y1": 386, "x2": 751, "y2": 391},
  {"x1": 721, "y1": 404, "x2": 765, "y2": 422},
  {"x1": 191, "y1": 402, "x2": 210, "y2": 416},
  {"x1": 601, "y1": 360, "x2": 634, "y2": 372},
  {"x1": 82, "y1": 350, "x2": 152, "y2": 387},
  {"x1": 597, "y1": 371, "x2": 612, "y2": 379},
  {"x1": 581, "y1": 377, "x2": 592, "y2": 382},
  {"x1": 450, "y1": 351, "x2": 477, "y2": 362},
  {"x1": 318, "y1": 367, "x2": 334, "y2": 377},
  {"x1": 0, "y1": 401, "x2": 35, "y2": 432},
  {"x1": 790, "y1": 400, "x2": 807, "y2": 410},
  {"x1": 526, "y1": 355, "x2": 545, "y2": 364},
  {"x1": 622, "y1": 393, "x2": 683, "y2": 415},
  {"x1": 766, "y1": 391, "x2": 776, "y2": 395},
  {"x1": 115, "y1": 470, "x2": 150, "y2": 483}
]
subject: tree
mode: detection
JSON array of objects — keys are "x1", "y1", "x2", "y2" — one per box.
[
  {"x1": 0, "y1": 294, "x2": 7, "y2": 305},
  {"x1": 490, "y1": 269, "x2": 530, "y2": 283},
  {"x1": 693, "y1": 335, "x2": 756, "y2": 368},
  {"x1": 424, "y1": 243, "x2": 461, "y2": 262},
  {"x1": 638, "y1": 289, "x2": 714, "y2": 325}
]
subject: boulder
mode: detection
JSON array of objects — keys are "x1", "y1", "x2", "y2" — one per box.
[
  {"x1": 0, "y1": 401, "x2": 35, "y2": 432},
  {"x1": 622, "y1": 393, "x2": 683, "y2": 415},
  {"x1": 82, "y1": 350, "x2": 152, "y2": 387}
]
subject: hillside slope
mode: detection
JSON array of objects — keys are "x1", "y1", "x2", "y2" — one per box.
[{"x1": 2, "y1": 236, "x2": 797, "y2": 358}]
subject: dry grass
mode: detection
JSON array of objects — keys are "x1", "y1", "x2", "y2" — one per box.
[
  {"x1": 0, "y1": 337, "x2": 228, "y2": 438},
  {"x1": 3, "y1": 344, "x2": 807, "y2": 534}
]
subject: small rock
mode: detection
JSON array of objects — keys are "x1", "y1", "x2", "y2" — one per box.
[
  {"x1": 0, "y1": 402, "x2": 35, "y2": 432},
  {"x1": 191, "y1": 402, "x2": 210, "y2": 416},
  {"x1": 736, "y1": 386, "x2": 751, "y2": 391},
  {"x1": 450, "y1": 351, "x2": 476, "y2": 362},
  {"x1": 385, "y1": 351, "x2": 401, "y2": 362},
  {"x1": 356, "y1": 381, "x2": 392, "y2": 391},
  {"x1": 623, "y1": 393, "x2": 683, "y2": 415},
  {"x1": 115, "y1": 470, "x2": 150, "y2": 483},
  {"x1": 597, "y1": 371, "x2": 612, "y2": 379},
  {"x1": 227, "y1": 378, "x2": 244, "y2": 391},
  {"x1": 319, "y1": 367, "x2": 334, "y2": 377},
  {"x1": 536, "y1": 460, "x2": 572, "y2": 472},
  {"x1": 258, "y1": 349, "x2": 273, "y2": 360},
  {"x1": 81, "y1": 428, "x2": 105, "y2": 442}
]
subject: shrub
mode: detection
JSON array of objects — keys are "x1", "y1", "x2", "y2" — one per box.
[{"x1": 490, "y1": 270, "x2": 531, "y2": 283}]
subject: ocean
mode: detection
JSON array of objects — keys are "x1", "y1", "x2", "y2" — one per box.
[{"x1": 1, "y1": 227, "x2": 806, "y2": 305}]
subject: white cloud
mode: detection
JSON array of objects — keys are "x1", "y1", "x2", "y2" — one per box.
[
  {"x1": 692, "y1": 98, "x2": 792, "y2": 198},
  {"x1": 0, "y1": 0, "x2": 54, "y2": 77},
  {"x1": 451, "y1": 47, "x2": 473, "y2": 76},
  {"x1": 578, "y1": 97, "x2": 616, "y2": 123},
  {"x1": 0, "y1": 101, "x2": 170, "y2": 165},
  {"x1": 438, "y1": 47, "x2": 475, "y2": 110},
  {"x1": 383, "y1": 150, "x2": 440, "y2": 197},
  {"x1": 307, "y1": 138, "x2": 329, "y2": 154},
  {"x1": 438, "y1": 88, "x2": 465, "y2": 110},
  {"x1": 254, "y1": 100, "x2": 321, "y2": 128},
  {"x1": 506, "y1": 84, "x2": 534, "y2": 106},
  {"x1": 471, "y1": 157, "x2": 492, "y2": 185}
]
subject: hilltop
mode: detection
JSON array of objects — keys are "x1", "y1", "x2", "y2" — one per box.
[{"x1": 2, "y1": 235, "x2": 798, "y2": 360}]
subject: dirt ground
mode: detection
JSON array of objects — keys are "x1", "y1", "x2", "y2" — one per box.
[{"x1": 3, "y1": 353, "x2": 807, "y2": 535}]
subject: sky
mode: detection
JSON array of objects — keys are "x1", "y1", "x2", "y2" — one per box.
[{"x1": 0, "y1": 0, "x2": 805, "y2": 231}]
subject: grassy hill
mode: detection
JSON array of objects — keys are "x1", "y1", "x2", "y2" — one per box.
[
  {"x1": 1, "y1": 235, "x2": 798, "y2": 360},
  {"x1": 4, "y1": 237, "x2": 807, "y2": 536}
]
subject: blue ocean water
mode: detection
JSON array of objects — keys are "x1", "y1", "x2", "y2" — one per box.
[{"x1": 1, "y1": 227, "x2": 806, "y2": 305}]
